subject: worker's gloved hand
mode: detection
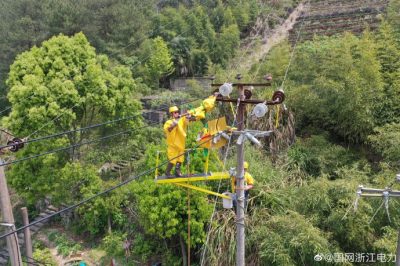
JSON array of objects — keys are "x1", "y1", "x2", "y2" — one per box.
[{"x1": 172, "y1": 119, "x2": 179, "y2": 126}]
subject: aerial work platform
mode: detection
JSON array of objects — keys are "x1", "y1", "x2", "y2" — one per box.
[
  {"x1": 155, "y1": 172, "x2": 231, "y2": 199},
  {"x1": 155, "y1": 172, "x2": 230, "y2": 183}
]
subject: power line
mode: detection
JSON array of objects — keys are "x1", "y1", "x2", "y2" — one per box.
[
  {"x1": 0, "y1": 93, "x2": 36, "y2": 117},
  {"x1": 24, "y1": 255, "x2": 52, "y2": 266},
  {"x1": 0, "y1": 106, "x2": 12, "y2": 116},
  {"x1": 0, "y1": 97, "x2": 203, "y2": 166},
  {"x1": 0, "y1": 97, "x2": 200, "y2": 150},
  {"x1": 280, "y1": 2, "x2": 308, "y2": 90},
  {"x1": 0, "y1": 112, "x2": 142, "y2": 150},
  {"x1": 251, "y1": 1, "x2": 308, "y2": 82},
  {"x1": 25, "y1": 103, "x2": 81, "y2": 139},
  {"x1": 0, "y1": 123, "x2": 156, "y2": 167},
  {"x1": 0, "y1": 126, "x2": 230, "y2": 240}
]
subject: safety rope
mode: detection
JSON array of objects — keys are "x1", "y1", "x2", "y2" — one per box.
[{"x1": 275, "y1": 104, "x2": 280, "y2": 128}]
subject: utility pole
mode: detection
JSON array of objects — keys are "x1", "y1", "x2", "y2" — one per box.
[
  {"x1": 21, "y1": 207, "x2": 33, "y2": 265},
  {"x1": 0, "y1": 158, "x2": 23, "y2": 266},
  {"x1": 354, "y1": 179, "x2": 400, "y2": 266},
  {"x1": 213, "y1": 79, "x2": 284, "y2": 266},
  {"x1": 236, "y1": 83, "x2": 246, "y2": 265}
]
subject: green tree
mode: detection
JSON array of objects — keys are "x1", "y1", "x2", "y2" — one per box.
[
  {"x1": 374, "y1": 22, "x2": 400, "y2": 124},
  {"x1": 251, "y1": 211, "x2": 333, "y2": 266},
  {"x1": 387, "y1": 0, "x2": 400, "y2": 40},
  {"x1": 129, "y1": 179, "x2": 212, "y2": 263},
  {"x1": 3, "y1": 32, "x2": 142, "y2": 203},
  {"x1": 144, "y1": 37, "x2": 174, "y2": 88},
  {"x1": 287, "y1": 33, "x2": 384, "y2": 142},
  {"x1": 211, "y1": 24, "x2": 240, "y2": 67},
  {"x1": 0, "y1": 0, "x2": 48, "y2": 111},
  {"x1": 368, "y1": 123, "x2": 400, "y2": 163}
]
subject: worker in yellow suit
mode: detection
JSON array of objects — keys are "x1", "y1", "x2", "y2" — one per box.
[
  {"x1": 232, "y1": 161, "x2": 254, "y2": 209},
  {"x1": 164, "y1": 94, "x2": 217, "y2": 177}
]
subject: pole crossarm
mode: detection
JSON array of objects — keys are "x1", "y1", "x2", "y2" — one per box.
[
  {"x1": 232, "y1": 130, "x2": 273, "y2": 136},
  {"x1": 233, "y1": 130, "x2": 273, "y2": 147},
  {"x1": 357, "y1": 185, "x2": 400, "y2": 197},
  {"x1": 215, "y1": 98, "x2": 281, "y2": 105}
]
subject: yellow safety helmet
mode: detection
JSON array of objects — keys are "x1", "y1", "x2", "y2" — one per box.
[
  {"x1": 169, "y1": 106, "x2": 179, "y2": 113},
  {"x1": 244, "y1": 161, "x2": 249, "y2": 169}
]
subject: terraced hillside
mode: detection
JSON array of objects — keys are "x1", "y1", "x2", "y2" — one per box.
[{"x1": 289, "y1": 0, "x2": 389, "y2": 43}]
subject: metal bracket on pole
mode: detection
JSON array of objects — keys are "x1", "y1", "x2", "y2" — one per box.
[
  {"x1": 235, "y1": 130, "x2": 273, "y2": 147},
  {"x1": 383, "y1": 190, "x2": 391, "y2": 222},
  {"x1": 0, "y1": 223, "x2": 14, "y2": 227},
  {"x1": 354, "y1": 185, "x2": 363, "y2": 212}
]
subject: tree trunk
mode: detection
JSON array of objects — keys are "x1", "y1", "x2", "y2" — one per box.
[
  {"x1": 396, "y1": 228, "x2": 400, "y2": 266},
  {"x1": 180, "y1": 236, "x2": 188, "y2": 266},
  {"x1": 108, "y1": 215, "x2": 112, "y2": 234}
]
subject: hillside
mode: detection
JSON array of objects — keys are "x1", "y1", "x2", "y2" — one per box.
[
  {"x1": 289, "y1": 0, "x2": 389, "y2": 43},
  {"x1": 0, "y1": 0, "x2": 400, "y2": 265}
]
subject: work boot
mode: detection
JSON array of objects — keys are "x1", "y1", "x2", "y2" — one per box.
[
  {"x1": 165, "y1": 163, "x2": 174, "y2": 177},
  {"x1": 175, "y1": 163, "x2": 183, "y2": 177}
]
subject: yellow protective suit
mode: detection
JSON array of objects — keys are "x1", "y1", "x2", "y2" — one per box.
[
  {"x1": 188, "y1": 95, "x2": 217, "y2": 120},
  {"x1": 231, "y1": 172, "x2": 254, "y2": 193},
  {"x1": 164, "y1": 95, "x2": 216, "y2": 164}
]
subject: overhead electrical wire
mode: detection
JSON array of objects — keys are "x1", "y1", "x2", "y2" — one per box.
[
  {"x1": 0, "y1": 97, "x2": 203, "y2": 166},
  {"x1": 26, "y1": 102, "x2": 81, "y2": 139},
  {"x1": 0, "y1": 93, "x2": 36, "y2": 117},
  {"x1": 0, "y1": 125, "x2": 235, "y2": 240},
  {"x1": 200, "y1": 3, "x2": 309, "y2": 263},
  {"x1": 0, "y1": 123, "x2": 156, "y2": 167},
  {"x1": 0, "y1": 112, "x2": 141, "y2": 150},
  {"x1": 251, "y1": 1, "x2": 309, "y2": 82},
  {"x1": 223, "y1": 1, "x2": 269, "y2": 84}
]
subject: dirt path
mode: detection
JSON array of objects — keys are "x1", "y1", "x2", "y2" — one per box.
[
  {"x1": 238, "y1": 2, "x2": 307, "y2": 73},
  {"x1": 36, "y1": 232, "x2": 65, "y2": 265},
  {"x1": 36, "y1": 230, "x2": 99, "y2": 266}
]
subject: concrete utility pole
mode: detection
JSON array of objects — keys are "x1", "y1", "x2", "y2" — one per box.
[
  {"x1": 236, "y1": 84, "x2": 246, "y2": 265},
  {"x1": 21, "y1": 207, "x2": 33, "y2": 265},
  {"x1": 213, "y1": 80, "x2": 284, "y2": 266},
  {"x1": 0, "y1": 159, "x2": 23, "y2": 266}
]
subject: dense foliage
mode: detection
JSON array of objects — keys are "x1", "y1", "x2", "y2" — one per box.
[{"x1": 0, "y1": 0, "x2": 400, "y2": 265}]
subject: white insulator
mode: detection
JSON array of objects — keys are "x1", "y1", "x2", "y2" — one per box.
[
  {"x1": 245, "y1": 132, "x2": 262, "y2": 147},
  {"x1": 252, "y1": 102, "x2": 268, "y2": 118},
  {"x1": 219, "y1": 83, "x2": 233, "y2": 97},
  {"x1": 237, "y1": 134, "x2": 246, "y2": 145},
  {"x1": 220, "y1": 132, "x2": 230, "y2": 141},
  {"x1": 213, "y1": 135, "x2": 220, "y2": 144}
]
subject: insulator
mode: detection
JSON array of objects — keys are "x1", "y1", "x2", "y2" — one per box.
[
  {"x1": 219, "y1": 83, "x2": 233, "y2": 97},
  {"x1": 245, "y1": 132, "x2": 262, "y2": 147},
  {"x1": 6, "y1": 137, "x2": 24, "y2": 152},
  {"x1": 220, "y1": 132, "x2": 230, "y2": 141},
  {"x1": 252, "y1": 103, "x2": 268, "y2": 118},
  {"x1": 244, "y1": 89, "x2": 252, "y2": 99},
  {"x1": 272, "y1": 90, "x2": 285, "y2": 104}
]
